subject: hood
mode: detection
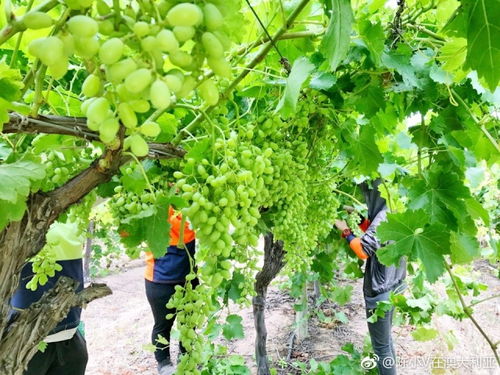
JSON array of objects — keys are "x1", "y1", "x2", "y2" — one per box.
[{"x1": 359, "y1": 178, "x2": 387, "y2": 221}]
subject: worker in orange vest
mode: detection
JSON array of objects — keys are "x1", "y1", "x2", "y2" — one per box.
[{"x1": 144, "y1": 206, "x2": 196, "y2": 375}]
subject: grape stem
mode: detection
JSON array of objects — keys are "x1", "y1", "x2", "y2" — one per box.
[
  {"x1": 444, "y1": 262, "x2": 500, "y2": 365},
  {"x1": 0, "y1": 0, "x2": 59, "y2": 46},
  {"x1": 4, "y1": 112, "x2": 187, "y2": 159},
  {"x1": 112, "y1": 0, "x2": 121, "y2": 30},
  {"x1": 171, "y1": 0, "x2": 312, "y2": 145},
  {"x1": 450, "y1": 89, "x2": 500, "y2": 153},
  {"x1": 331, "y1": 188, "x2": 364, "y2": 207}
]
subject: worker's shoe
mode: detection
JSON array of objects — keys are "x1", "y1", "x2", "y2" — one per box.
[{"x1": 158, "y1": 359, "x2": 176, "y2": 375}]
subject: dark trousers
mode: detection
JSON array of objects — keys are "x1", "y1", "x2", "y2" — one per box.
[
  {"x1": 145, "y1": 279, "x2": 185, "y2": 364},
  {"x1": 366, "y1": 307, "x2": 397, "y2": 375},
  {"x1": 24, "y1": 331, "x2": 87, "y2": 375}
]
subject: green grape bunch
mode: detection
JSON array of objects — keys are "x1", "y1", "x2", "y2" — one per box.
[{"x1": 23, "y1": 1, "x2": 236, "y2": 157}]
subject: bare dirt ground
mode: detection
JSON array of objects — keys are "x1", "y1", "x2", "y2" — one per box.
[{"x1": 83, "y1": 260, "x2": 499, "y2": 375}]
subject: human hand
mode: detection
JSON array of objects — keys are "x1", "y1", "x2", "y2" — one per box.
[
  {"x1": 334, "y1": 219, "x2": 349, "y2": 231},
  {"x1": 343, "y1": 205, "x2": 355, "y2": 214}
]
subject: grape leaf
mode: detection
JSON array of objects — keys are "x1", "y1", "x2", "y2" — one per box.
[
  {"x1": 407, "y1": 169, "x2": 470, "y2": 229},
  {"x1": 0, "y1": 197, "x2": 27, "y2": 231},
  {"x1": 463, "y1": 0, "x2": 500, "y2": 91},
  {"x1": 0, "y1": 161, "x2": 45, "y2": 203},
  {"x1": 359, "y1": 19, "x2": 385, "y2": 66},
  {"x1": 320, "y1": 0, "x2": 353, "y2": 71},
  {"x1": 276, "y1": 57, "x2": 314, "y2": 118},
  {"x1": 464, "y1": 197, "x2": 489, "y2": 225},
  {"x1": 412, "y1": 327, "x2": 439, "y2": 341},
  {"x1": 377, "y1": 210, "x2": 451, "y2": 282},
  {"x1": 438, "y1": 37, "x2": 467, "y2": 73},
  {"x1": 382, "y1": 49, "x2": 421, "y2": 90},
  {"x1": 450, "y1": 231, "x2": 480, "y2": 264},
  {"x1": 222, "y1": 314, "x2": 244, "y2": 340},
  {"x1": 310, "y1": 72, "x2": 337, "y2": 90},
  {"x1": 348, "y1": 125, "x2": 383, "y2": 174},
  {"x1": 143, "y1": 196, "x2": 171, "y2": 257}
]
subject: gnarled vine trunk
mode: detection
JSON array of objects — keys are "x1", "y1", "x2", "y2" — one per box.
[
  {"x1": 0, "y1": 144, "x2": 122, "y2": 374},
  {"x1": 252, "y1": 233, "x2": 285, "y2": 375}
]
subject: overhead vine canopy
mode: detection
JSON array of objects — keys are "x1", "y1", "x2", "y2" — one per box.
[{"x1": 0, "y1": 0, "x2": 499, "y2": 373}]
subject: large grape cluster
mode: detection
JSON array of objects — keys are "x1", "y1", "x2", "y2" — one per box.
[
  {"x1": 167, "y1": 97, "x2": 342, "y2": 373},
  {"x1": 23, "y1": 1, "x2": 235, "y2": 157}
]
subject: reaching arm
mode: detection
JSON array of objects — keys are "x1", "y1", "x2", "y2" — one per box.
[{"x1": 335, "y1": 209, "x2": 387, "y2": 260}]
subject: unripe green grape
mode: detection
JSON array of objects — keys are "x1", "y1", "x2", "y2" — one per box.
[
  {"x1": 82, "y1": 74, "x2": 101, "y2": 97},
  {"x1": 156, "y1": 29, "x2": 179, "y2": 52},
  {"x1": 118, "y1": 102, "x2": 137, "y2": 128},
  {"x1": 125, "y1": 68, "x2": 152, "y2": 93},
  {"x1": 48, "y1": 57, "x2": 68, "y2": 79},
  {"x1": 202, "y1": 32, "x2": 224, "y2": 58},
  {"x1": 133, "y1": 21, "x2": 150, "y2": 37},
  {"x1": 173, "y1": 26, "x2": 195, "y2": 42},
  {"x1": 107, "y1": 58, "x2": 138, "y2": 84},
  {"x1": 116, "y1": 84, "x2": 135, "y2": 101},
  {"x1": 151, "y1": 50, "x2": 165, "y2": 71},
  {"x1": 28, "y1": 37, "x2": 64, "y2": 66},
  {"x1": 99, "y1": 38, "x2": 124, "y2": 65},
  {"x1": 213, "y1": 30, "x2": 231, "y2": 50},
  {"x1": 74, "y1": 36, "x2": 99, "y2": 58},
  {"x1": 23, "y1": 11, "x2": 53, "y2": 29},
  {"x1": 169, "y1": 50, "x2": 192, "y2": 68},
  {"x1": 67, "y1": 15, "x2": 98, "y2": 37},
  {"x1": 150, "y1": 80, "x2": 171, "y2": 109},
  {"x1": 140, "y1": 36, "x2": 157, "y2": 52},
  {"x1": 177, "y1": 76, "x2": 196, "y2": 99},
  {"x1": 129, "y1": 134, "x2": 149, "y2": 157},
  {"x1": 166, "y1": 3, "x2": 203, "y2": 27},
  {"x1": 58, "y1": 33, "x2": 75, "y2": 56},
  {"x1": 199, "y1": 79, "x2": 219, "y2": 106},
  {"x1": 207, "y1": 57, "x2": 232, "y2": 79},
  {"x1": 128, "y1": 99, "x2": 150, "y2": 113},
  {"x1": 203, "y1": 3, "x2": 223, "y2": 31},
  {"x1": 99, "y1": 117, "x2": 120, "y2": 143},
  {"x1": 124, "y1": 6, "x2": 137, "y2": 20},
  {"x1": 87, "y1": 119, "x2": 100, "y2": 131},
  {"x1": 139, "y1": 122, "x2": 161, "y2": 137},
  {"x1": 78, "y1": 0, "x2": 94, "y2": 8},
  {"x1": 87, "y1": 97, "x2": 111, "y2": 123},
  {"x1": 64, "y1": 0, "x2": 82, "y2": 10},
  {"x1": 98, "y1": 20, "x2": 114, "y2": 35},
  {"x1": 81, "y1": 98, "x2": 96, "y2": 114},
  {"x1": 165, "y1": 74, "x2": 183, "y2": 93},
  {"x1": 96, "y1": 0, "x2": 111, "y2": 15}
]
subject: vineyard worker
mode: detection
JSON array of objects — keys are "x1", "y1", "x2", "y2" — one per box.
[
  {"x1": 334, "y1": 179, "x2": 406, "y2": 375},
  {"x1": 144, "y1": 205, "x2": 196, "y2": 375},
  {"x1": 9, "y1": 221, "x2": 88, "y2": 375}
]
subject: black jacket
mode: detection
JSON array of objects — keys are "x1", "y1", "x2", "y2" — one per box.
[
  {"x1": 360, "y1": 208, "x2": 406, "y2": 297},
  {"x1": 359, "y1": 180, "x2": 406, "y2": 297}
]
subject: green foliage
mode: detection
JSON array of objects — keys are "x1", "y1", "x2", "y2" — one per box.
[
  {"x1": 222, "y1": 314, "x2": 244, "y2": 340},
  {"x1": 320, "y1": 0, "x2": 353, "y2": 71},
  {"x1": 378, "y1": 210, "x2": 451, "y2": 282},
  {"x1": 411, "y1": 326, "x2": 439, "y2": 341},
  {"x1": 276, "y1": 57, "x2": 315, "y2": 117},
  {"x1": 0, "y1": 0, "x2": 499, "y2": 372},
  {"x1": 0, "y1": 160, "x2": 45, "y2": 230},
  {"x1": 462, "y1": 0, "x2": 500, "y2": 90}
]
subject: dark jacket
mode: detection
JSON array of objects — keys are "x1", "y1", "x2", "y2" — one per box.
[
  {"x1": 360, "y1": 207, "x2": 406, "y2": 297},
  {"x1": 10, "y1": 259, "x2": 84, "y2": 334},
  {"x1": 357, "y1": 179, "x2": 406, "y2": 298}
]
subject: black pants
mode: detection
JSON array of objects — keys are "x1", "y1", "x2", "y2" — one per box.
[
  {"x1": 145, "y1": 279, "x2": 185, "y2": 363},
  {"x1": 24, "y1": 331, "x2": 88, "y2": 375},
  {"x1": 366, "y1": 307, "x2": 397, "y2": 375}
]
